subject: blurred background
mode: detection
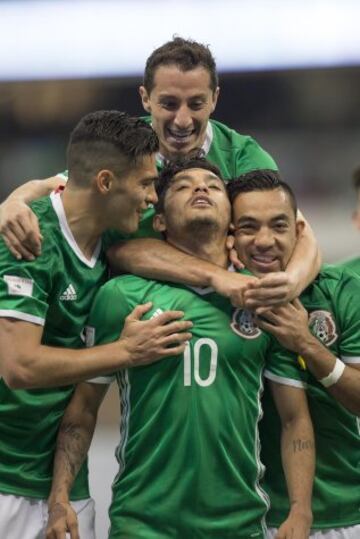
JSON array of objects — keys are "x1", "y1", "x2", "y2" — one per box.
[{"x1": 1, "y1": 0, "x2": 359, "y2": 536}]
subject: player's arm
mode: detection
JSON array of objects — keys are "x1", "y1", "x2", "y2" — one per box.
[
  {"x1": 108, "y1": 238, "x2": 298, "y2": 308},
  {"x1": 257, "y1": 299, "x2": 360, "y2": 416},
  {"x1": 243, "y1": 211, "x2": 321, "y2": 310},
  {"x1": 269, "y1": 380, "x2": 314, "y2": 539},
  {"x1": 0, "y1": 303, "x2": 192, "y2": 389},
  {"x1": 0, "y1": 175, "x2": 65, "y2": 260},
  {"x1": 46, "y1": 382, "x2": 107, "y2": 539}
]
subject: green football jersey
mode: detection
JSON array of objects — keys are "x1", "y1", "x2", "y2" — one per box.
[
  {"x1": 59, "y1": 118, "x2": 277, "y2": 242},
  {"x1": 336, "y1": 256, "x2": 360, "y2": 277},
  {"x1": 86, "y1": 273, "x2": 304, "y2": 539},
  {"x1": 0, "y1": 192, "x2": 108, "y2": 500},
  {"x1": 260, "y1": 265, "x2": 360, "y2": 529}
]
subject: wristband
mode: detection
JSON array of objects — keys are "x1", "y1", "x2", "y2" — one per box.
[{"x1": 319, "y1": 358, "x2": 345, "y2": 388}]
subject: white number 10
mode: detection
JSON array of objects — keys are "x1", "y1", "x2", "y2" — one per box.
[{"x1": 183, "y1": 338, "x2": 218, "y2": 387}]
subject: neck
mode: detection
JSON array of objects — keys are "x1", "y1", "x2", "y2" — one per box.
[
  {"x1": 61, "y1": 186, "x2": 104, "y2": 259},
  {"x1": 167, "y1": 224, "x2": 228, "y2": 269}
]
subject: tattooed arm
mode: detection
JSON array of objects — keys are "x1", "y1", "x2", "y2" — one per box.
[
  {"x1": 46, "y1": 382, "x2": 108, "y2": 539},
  {"x1": 269, "y1": 381, "x2": 315, "y2": 539}
]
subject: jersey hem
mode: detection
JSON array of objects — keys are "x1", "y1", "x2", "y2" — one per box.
[{"x1": 0, "y1": 485, "x2": 90, "y2": 501}]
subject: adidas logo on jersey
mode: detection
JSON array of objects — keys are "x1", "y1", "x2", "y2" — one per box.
[{"x1": 60, "y1": 284, "x2": 77, "y2": 301}]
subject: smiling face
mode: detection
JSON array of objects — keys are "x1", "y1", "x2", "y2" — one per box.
[
  {"x1": 105, "y1": 153, "x2": 158, "y2": 234},
  {"x1": 154, "y1": 167, "x2": 230, "y2": 241},
  {"x1": 232, "y1": 188, "x2": 303, "y2": 276},
  {"x1": 140, "y1": 65, "x2": 219, "y2": 160}
]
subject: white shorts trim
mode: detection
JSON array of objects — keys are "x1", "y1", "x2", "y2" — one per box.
[
  {"x1": 267, "y1": 524, "x2": 360, "y2": 539},
  {"x1": 0, "y1": 492, "x2": 96, "y2": 539}
]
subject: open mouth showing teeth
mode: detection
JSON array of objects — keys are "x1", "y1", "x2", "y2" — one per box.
[
  {"x1": 167, "y1": 129, "x2": 195, "y2": 140},
  {"x1": 191, "y1": 197, "x2": 212, "y2": 206},
  {"x1": 252, "y1": 256, "x2": 277, "y2": 264}
]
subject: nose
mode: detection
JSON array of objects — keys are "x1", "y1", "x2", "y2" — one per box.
[
  {"x1": 193, "y1": 183, "x2": 209, "y2": 194},
  {"x1": 254, "y1": 227, "x2": 275, "y2": 249},
  {"x1": 174, "y1": 105, "x2": 193, "y2": 130},
  {"x1": 146, "y1": 183, "x2": 158, "y2": 206}
]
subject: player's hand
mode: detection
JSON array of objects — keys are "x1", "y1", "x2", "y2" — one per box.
[
  {"x1": 46, "y1": 501, "x2": 79, "y2": 539},
  {"x1": 0, "y1": 199, "x2": 43, "y2": 260},
  {"x1": 275, "y1": 506, "x2": 312, "y2": 538},
  {"x1": 211, "y1": 270, "x2": 259, "y2": 307},
  {"x1": 120, "y1": 302, "x2": 193, "y2": 366},
  {"x1": 243, "y1": 271, "x2": 298, "y2": 310},
  {"x1": 226, "y1": 231, "x2": 244, "y2": 270},
  {"x1": 255, "y1": 299, "x2": 311, "y2": 353}
]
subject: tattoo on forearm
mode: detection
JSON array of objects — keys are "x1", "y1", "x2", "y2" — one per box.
[
  {"x1": 56, "y1": 422, "x2": 90, "y2": 481},
  {"x1": 292, "y1": 439, "x2": 314, "y2": 453}
]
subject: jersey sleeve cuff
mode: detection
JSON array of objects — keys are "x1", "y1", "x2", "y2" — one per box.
[
  {"x1": 264, "y1": 369, "x2": 307, "y2": 388},
  {"x1": 0, "y1": 309, "x2": 45, "y2": 326}
]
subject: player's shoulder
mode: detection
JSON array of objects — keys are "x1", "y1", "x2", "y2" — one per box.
[
  {"x1": 310, "y1": 263, "x2": 360, "y2": 298},
  {"x1": 97, "y1": 274, "x2": 155, "y2": 298},
  {"x1": 209, "y1": 119, "x2": 252, "y2": 147},
  {"x1": 335, "y1": 256, "x2": 360, "y2": 277}
]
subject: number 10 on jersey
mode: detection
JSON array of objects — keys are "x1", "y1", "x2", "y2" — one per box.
[{"x1": 183, "y1": 338, "x2": 218, "y2": 387}]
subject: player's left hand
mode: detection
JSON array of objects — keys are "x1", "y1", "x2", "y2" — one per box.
[
  {"x1": 275, "y1": 507, "x2": 312, "y2": 538},
  {"x1": 46, "y1": 501, "x2": 79, "y2": 539},
  {"x1": 242, "y1": 271, "x2": 298, "y2": 309},
  {"x1": 254, "y1": 299, "x2": 311, "y2": 353}
]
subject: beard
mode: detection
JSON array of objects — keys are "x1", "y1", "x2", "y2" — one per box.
[{"x1": 183, "y1": 215, "x2": 221, "y2": 240}]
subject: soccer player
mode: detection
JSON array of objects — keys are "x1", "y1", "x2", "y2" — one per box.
[
  {"x1": 0, "y1": 110, "x2": 193, "y2": 539},
  {"x1": 226, "y1": 170, "x2": 360, "y2": 538},
  {"x1": 45, "y1": 157, "x2": 314, "y2": 539},
  {"x1": 337, "y1": 165, "x2": 360, "y2": 275},
  {"x1": 0, "y1": 37, "x2": 320, "y2": 306}
]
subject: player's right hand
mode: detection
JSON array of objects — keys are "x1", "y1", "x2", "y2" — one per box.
[
  {"x1": 211, "y1": 269, "x2": 259, "y2": 308},
  {"x1": 0, "y1": 199, "x2": 42, "y2": 260},
  {"x1": 120, "y1": 302, "x2": 193, "y2": 366},
  {"x1": 46, "y1": 501, "x2": 80, "y2": 539}
]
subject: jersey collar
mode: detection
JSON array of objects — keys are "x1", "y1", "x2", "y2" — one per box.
[{"x1": 50, "y1": 191, "x2": 102, "y2": 268}]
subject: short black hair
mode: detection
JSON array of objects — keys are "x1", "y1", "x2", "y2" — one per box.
[
  {"x1": 353, "y1": 166, "x2": 360, "y2": 191},
  {"x1": 144, "y1": 36, "x2": 218, "y2": 94},
  {"x1": 67, "y1": 110, "x2": 159, "y2": 186},
  {"x1": 155, "y1": 151, "x2": 223, "y2": 213},
  {"x1": 227, "y1": 169, "x2": 298, "y2": 217}
]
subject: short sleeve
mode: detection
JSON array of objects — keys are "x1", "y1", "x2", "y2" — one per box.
[
  {"x1": 264, "y1": 337, "x2": 308, "y2": 388},
  {"x1": 0, "y1": 241, "x2": 51, "y2": 326},
  {"x1": 333, "y1": 271, "x2": 360, "y2": 365}
]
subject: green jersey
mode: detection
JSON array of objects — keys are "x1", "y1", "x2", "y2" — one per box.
[
  {"x1": 336, "y1": 256, "x2": 360, "y2": 277},
  {"x1": 260, "y1": 265, "x2": 360, "y2": 529},
  {"x1": 59, "y1": 118, "x2": 277, "y2": 241},
  {"x1": 0, "y1": 192, "x2": 108, "y2": 500},
  {"x1": 86, "y1": 273, "x2": 304, "y2": 539}
]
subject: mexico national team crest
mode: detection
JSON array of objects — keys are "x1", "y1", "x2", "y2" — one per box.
[
  {"x1": 231, "y1": 308, "x2": 261, "y2": 339},
  {"x1": 308, "y1": 310, "x2": 338, "y2": 346}
]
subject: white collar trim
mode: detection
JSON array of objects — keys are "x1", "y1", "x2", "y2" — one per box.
[{"x1": 50, "y1": 191, "x2": 102, "y2": 268}]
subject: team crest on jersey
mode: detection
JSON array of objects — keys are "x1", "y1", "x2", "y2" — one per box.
[
  {"x1": 308, "y1": 310, "x2": 338, "y2": 346},
  {"x1": 230, "y1": 308, "x2": 262, "y2": 339}
]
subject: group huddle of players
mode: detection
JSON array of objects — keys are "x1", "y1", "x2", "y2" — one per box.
[{"x1": 0, "y1": 37, "x2": 359, "y2": 539}]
